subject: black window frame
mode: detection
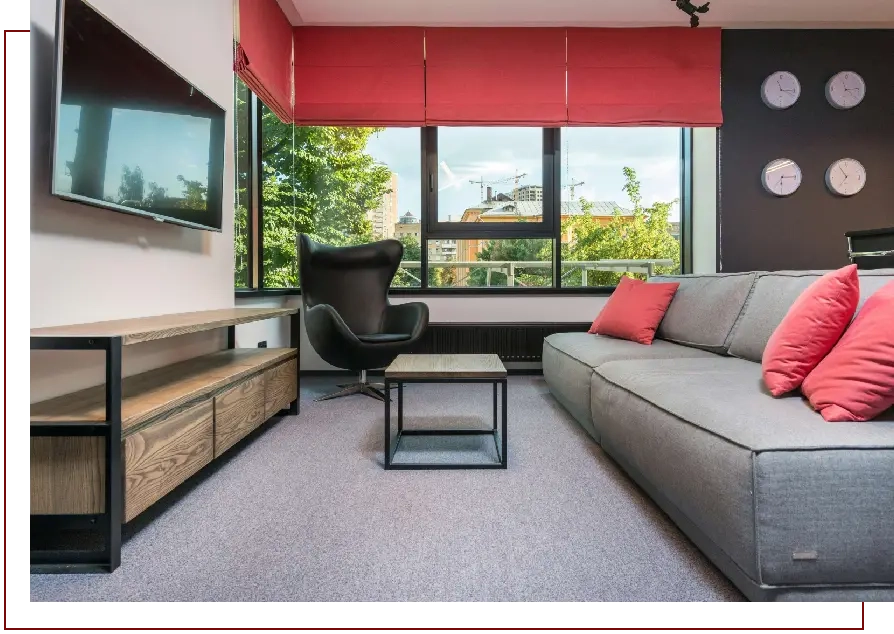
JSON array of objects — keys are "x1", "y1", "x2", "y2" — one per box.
[
  {"x1": 234, "y1": 87, "x2": 692, "y2": 297},
  {"x1": 423, "y1": 127, "x2": 559, "y2": 240}
]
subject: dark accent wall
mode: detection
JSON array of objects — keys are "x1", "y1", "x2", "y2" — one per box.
[{"x1": 719, "y1": 30, "x2": 894, "y2": 272}]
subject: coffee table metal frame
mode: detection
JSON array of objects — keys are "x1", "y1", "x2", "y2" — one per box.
[{"x1": 383, "y1": 377, "x2": 508, "y2": 470}]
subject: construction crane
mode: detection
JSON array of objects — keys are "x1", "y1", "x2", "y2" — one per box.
[
  {"x1": 469, "y1": 171, "x2": 529, "y2": 202},
  {"x1": 563, "y1": 178, "x2": 586, "y2": 200},
  {"x1": 562, "y1": 136, "x2": 585, "y2": 200}
]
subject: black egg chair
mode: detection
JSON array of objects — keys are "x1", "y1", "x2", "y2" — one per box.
[{"x1": 299, "y1": 234, "x2": 429, "y2": 401}]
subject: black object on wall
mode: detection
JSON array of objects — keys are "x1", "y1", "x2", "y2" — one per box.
[
  {"x1": 846, "y1": 226, "x2": 894, "y2": 270},
  {"x1": 719, "y1": 30, "x2": 894, "y2": 273}
]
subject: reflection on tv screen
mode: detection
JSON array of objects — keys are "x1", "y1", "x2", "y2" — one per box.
[{"x1": 52, "y1": 0, "x2": 224, "y2": 230}]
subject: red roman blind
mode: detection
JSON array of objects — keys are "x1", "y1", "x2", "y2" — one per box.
[
  {"x1": 567, "y1": 27, "x2": 722, "y2": 127},
  {"x1": 234, "y1": 0, "x2": 294, "y2": 123},
  {"x1": 293, "y1": 27, "x2": 425, "y2": 126},
  {"x1": 425, "y1": 28, "x2": 567, "y2": 126}
]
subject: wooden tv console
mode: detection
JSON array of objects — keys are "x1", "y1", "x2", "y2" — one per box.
[{"x1": 30, "y1": 307, "x2": 300, "y2": 573}]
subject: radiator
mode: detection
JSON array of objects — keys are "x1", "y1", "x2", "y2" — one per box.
[{"x1": 416, "y1": 323, "x2": 590, "y2": 362}]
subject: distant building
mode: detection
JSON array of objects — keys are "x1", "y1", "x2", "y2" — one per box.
[
  {"x1": 512, "y1": 184, "x2": 543, "y2": 201},
  {"x1": 367, "y1": 172, "x2": 399, "y2": 240},
  {"x1": 429, "y1": 239, "x2": 457, "y2": 262},
  {"x1": 393, "y1": 211, "x2": 420, "y2": 243},
  {"x1": 456, "y1": 199, "x2": 633, "y2": 263}
]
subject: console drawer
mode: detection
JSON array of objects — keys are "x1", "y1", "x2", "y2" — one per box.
[
  {"x1": 124, "y1": 398, "x2": 213, "y2": 522},
  {"x1": 264, "y1": 359, "x2": 297, "y2": 417},
  {"x1": 214, "y1": 373, "x2": 266, "y2": 457}
]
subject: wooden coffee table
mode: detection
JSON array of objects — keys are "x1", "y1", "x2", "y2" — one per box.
[{"x1": 383, "y1": 354, "x2": 507, "y2": 470}]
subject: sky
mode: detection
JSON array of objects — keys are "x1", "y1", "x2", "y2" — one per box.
[
  {"x1": 54, "y1": 104, "x2": 211, "y2": 201},
  {"x1": 365, "y1": 127, "x2": 681, "y2": 222}
]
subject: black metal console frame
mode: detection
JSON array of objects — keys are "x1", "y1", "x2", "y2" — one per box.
[
  {"x1": 30, "y1": 311, "x2": 300, "y2": 573},
  {"x1": 30, "y1": 335, "x2": 123, "y2": 574},
  {"x1": 383, "y1": 377, "x2": 508, "y2": 470}
]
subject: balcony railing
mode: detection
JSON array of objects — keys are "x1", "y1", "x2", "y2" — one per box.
[{"x1": 396, "y1": 259, "x2": 675, "y2": 287}]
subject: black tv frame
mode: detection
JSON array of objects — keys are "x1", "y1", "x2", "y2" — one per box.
[{"x1": 50, "y1": 0, "x2": 227, "y2": 232}]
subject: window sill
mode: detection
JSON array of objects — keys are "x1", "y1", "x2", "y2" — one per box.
[{"x1": 235, "y1": 286, "x2": 616, "y2": 298}]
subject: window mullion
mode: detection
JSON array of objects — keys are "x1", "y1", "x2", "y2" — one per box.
[{"x1": 249, "y1": 92, "x2": 262, "y2": 289}]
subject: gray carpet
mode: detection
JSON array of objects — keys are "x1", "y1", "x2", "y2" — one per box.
[{"x1": 30, "y1": 376, "x2": 742, "y2": 601}]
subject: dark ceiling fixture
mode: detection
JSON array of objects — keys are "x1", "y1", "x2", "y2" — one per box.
[{"x1": 674, "y1": 0, "x2": 711, "y2": 27}]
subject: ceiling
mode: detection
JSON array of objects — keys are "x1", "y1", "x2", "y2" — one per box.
[{"x1": 280, "y1": 0, "x2": 894, "y2": 28}]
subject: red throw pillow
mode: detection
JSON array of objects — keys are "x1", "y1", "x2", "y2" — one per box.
[
  {"x1": 588, "y1": 276, "x2": 643, "y2": 333},
  {"x1": 595, "y1": 276, "x2": 679, "y2": 345},
  {"x1": 762, "y1": 264, "x2": 860, "y2": 396},
  {"x1": 801, "y1": 281, "x2": 894, "y2": 422}
]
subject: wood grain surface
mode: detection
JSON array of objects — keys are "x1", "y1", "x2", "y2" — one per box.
[
  {"x1": 30, "y1": 307, "x2": 298, "y2": 346},
  {"x1": 30, "y1": 436, "x2": 105, "y2": 514},
  {"x1": 264, "y1": 360, "x2": 298, "y2": 418},
  {"x1": 124, "y1": 399, "x2": 213, "y2": 522},
  {"x1": 214, "y1": 374, "x2": 266, "y2": 458},
  {"x1": 31, "y1": 348, "x2": 297, "y2": 434},
  {"x1": 385, "y1": 354, "x2": 507, "y2": 379}
]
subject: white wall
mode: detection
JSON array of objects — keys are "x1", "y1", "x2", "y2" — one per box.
[
  {"x1": 692, "y1": 128, "x2": 718, "y2": 274},
  {"x1": 30, "y1": 0, "x2": 236, "y2": 401}
]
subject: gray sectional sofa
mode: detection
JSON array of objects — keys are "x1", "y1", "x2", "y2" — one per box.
[{"x1": 543, "y1": 269, "x2": 894, "y2": 602}]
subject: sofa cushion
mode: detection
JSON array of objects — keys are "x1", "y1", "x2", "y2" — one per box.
[
  {"x1": 588, "y1": 277, "x2": 643, "y2": 333},
  {"x1": 801, "y1": 280, "x2": 894, "y2": 422},
  {"x1": 595, "y1": 277, "x2": 680, "y2": 345},
  {"x1": 762, "y1": 264, "x2": 859, "y2": 397},
  {"x1": 728, "y1": 269, "x2": 894, "y2": 363},
  {"x1": 591, "y1": 356, "x2": 894, "y2": 588},
  {"x1": 594, "y1": 357, "x2": 894, "y2": 451},
  {"x1": 648, "y1": 272, "x2": 756, "y2": 354},
  {"x1": 541, "y1": 333, "x2": 715, "y2": 441}
]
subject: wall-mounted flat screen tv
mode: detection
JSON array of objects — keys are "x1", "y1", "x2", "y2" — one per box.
[{"x1": 52, "y1": 0, "x2": 226, "y2": 232}]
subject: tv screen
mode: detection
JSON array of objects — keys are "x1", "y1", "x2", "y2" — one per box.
[{"x1": 52, "y1": 0, "x2": 226, "y2": 231}]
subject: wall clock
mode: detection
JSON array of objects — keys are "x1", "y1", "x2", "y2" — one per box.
[
  {"x1": 761, "y1": 71, "x2": 801, "y2": 110},
  {"x1": 825, "y1": 71, "x2": 866, "y2": 109},
  {"x1": 761, "y1": 159, "x2": 802, "y2": 197},
  {"x1": 825, "y1": 158, "x2": 866, "y2": 196}
]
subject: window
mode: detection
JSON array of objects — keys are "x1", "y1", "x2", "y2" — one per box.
[
  {"x1": 433, "y1": 127, "x2": 544, "y2": 227},
  {"x1": 560, "y1": 127, "x2": 682, "y2": 287},
  {"x1": 258, "y1": 116, "x2": 421, "y2": 288},
  {"x1": 235, "y1": 85, "x2": 690, "y2": 293},
  {"x1": 430, "y1": 238, "x2": 553, "y2": 288},
  {"x1": 234, "y1": 78, "x2": 251, "y2": 288}
]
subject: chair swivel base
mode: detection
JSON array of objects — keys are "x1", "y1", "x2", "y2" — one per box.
[{"x1": 316, "y1": 371, "x2": 397, "y2": 402}]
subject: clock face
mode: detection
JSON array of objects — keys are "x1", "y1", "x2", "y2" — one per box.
[
  {"x1": 826, "y1": 71, "x2": 866, "y2": 109},
  {"x1": 762, "y1": 159, "x2": 802, "y2": 197},
  {"x1": 825, "y1": 158, "x2": 866, "y2": 196},
  {"x1": 761, "y1": 71, "x2": 801, "y2": 110}
]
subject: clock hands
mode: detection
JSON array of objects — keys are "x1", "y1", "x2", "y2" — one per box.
[
  {"x1": 776, "y1": 79, "x2": 795, "y2": 95},
  {"x1": 775, "y1": 174, "x2": 795, "y2": 193}
]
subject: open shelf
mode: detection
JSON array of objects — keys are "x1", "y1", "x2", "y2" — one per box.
[
  {"x1": 31, "y1": 347, "x2": 297, "y2": 435},
  {"x1": 30, "y1": 307, "x2": 298, "y2": 346}
]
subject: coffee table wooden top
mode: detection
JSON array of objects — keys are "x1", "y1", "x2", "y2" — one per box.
[{"x1": 385, "y1": 354, "x2": 507, "y2": 379}]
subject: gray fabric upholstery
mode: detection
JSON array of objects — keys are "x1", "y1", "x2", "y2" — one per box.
[
  {"x1": 649, "y1": 272, "x2": 756, "y2": 354},
  {"x1": 542, "y1": 271, "x2": 894, "y2": 600},
  {"x1": 593, "y1": 357, "x2": 894, "y2": 451},
  {"x1": 542, "y1": 340, "x2": 600, "y2": 441},
  {"x1": 591, "y1": 370, "x2": 759, "y2": 580},
  {"x1": 592, "y1": 357, "x2": 894, "y2": 591},
  {"x1": 542, "y1": 333, "x2": 714, "y2": 441},
  {"x1": 727, "y1": 269, "x2": 894, "y2": 363},
  {"x1": 755, "y1": 449, "x2": 894, "y2": 586}
]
